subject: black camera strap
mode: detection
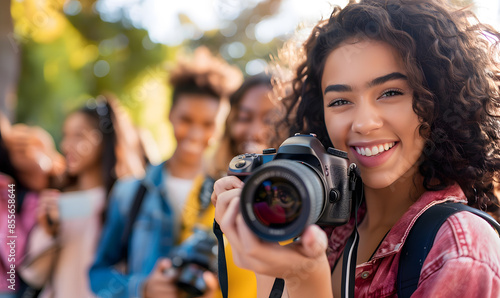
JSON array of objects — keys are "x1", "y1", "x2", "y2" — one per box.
[
  {"x1": 213, "y1": 220, "x2": 229, "y2": 298},
  {"x1": 341, "y1": 171, "x2": 363, "y2": 298},
  {"x1": 340, "y1": 202, "x2": 361, "y2": 298},
  {"x1": 213, "y1": 219, "x2": 285, "y2": 298}
]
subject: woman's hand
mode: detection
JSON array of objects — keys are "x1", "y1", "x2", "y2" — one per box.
[
  {"x1": 143, "y1": 259, "x2": 181, "y2": 298},
  {"x1": 36, "y1": 189, "x2": 61, "y2": 236},
  {"x1": 143, "y1": 258, "x2": 219, "y2": 298},
  {"x1": 0, "y1": 173, "x2": 14, "y2": 190},
  {"x1": 211, "y1": 176, "x2": 333, "y2": 298}
]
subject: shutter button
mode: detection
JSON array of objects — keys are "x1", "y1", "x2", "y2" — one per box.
[
  {"x1": 361, "y1": 271, "x2": 370, "y2": 279},
  {"x1": 235, "y1": 160, "x2": 246, "y2": 168}
]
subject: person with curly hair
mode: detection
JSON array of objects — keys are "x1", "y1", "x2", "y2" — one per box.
[
  {"x1": 208, "y1": 74, "x2": 280, "y2": 180},
  {"x1": 206, "y1": 73, "x2": 281, "y2": 297},
  {"x1": 89, "y1": 47, "x2": 242, "y2": 298},
  {"x1": 18, "y1": 98, "x2": 122, "y2": 298},
  {"x1": 211, "y1": 0, "x2": 500, "y2": 297}
]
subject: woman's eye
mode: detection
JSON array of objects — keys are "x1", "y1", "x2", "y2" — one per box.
[
  {"x1": 236, "y1": 116, "x2": 251, "y2": 123},
  {"x1": 328, "y1": 99, "x2": 350, "y2": 107},
  {"x1": 380, "y1": 89, "x2": 403, "y2": 98}
]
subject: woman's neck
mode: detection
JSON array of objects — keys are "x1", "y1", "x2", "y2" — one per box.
[
  {"x1": 360, "y1": 173, "x2": 425, "y2": 232},
  {"x1": 76, "y1": 165, "x2": 104, "y2": 191},
  {"x1": 165, "y1": 156, "x2": 202, "y2": 179}
]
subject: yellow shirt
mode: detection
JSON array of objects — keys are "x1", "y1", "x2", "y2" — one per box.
[{"x1": 180, "y1": 175, "x2": 257, "y2": 298}]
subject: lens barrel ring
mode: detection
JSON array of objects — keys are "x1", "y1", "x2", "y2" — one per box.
[{"x1": 240, "y1": 159, "x2": 325, "y2": 242}]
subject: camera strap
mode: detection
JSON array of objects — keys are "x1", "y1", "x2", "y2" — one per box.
[
  {"x1": 341, "y1": 172, "x2": 363, "y2": 298},
  {"x1": 340, "y1": 209, "x2": 360, "y2": 298},
  {"x1": 213, "y1": 219, "x2": 285, "y2": 298},
  {"x1": 213, "y1": 220, "x2": 229, "y2": 298}
]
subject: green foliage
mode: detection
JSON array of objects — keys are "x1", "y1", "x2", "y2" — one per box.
[
  {"x1": 13, "y1": 1, "x2": 174, "y2": 147},
  {"x1": 186, "y1": 0, "x2": 285, "y2": 75},
  {"x1": 12, "y1": 0, "x2": 289, "y2": 154}
]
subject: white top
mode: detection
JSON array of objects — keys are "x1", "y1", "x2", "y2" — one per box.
[
  {"x1": 163, "y1": 169, "x2": 195, "y2": 237},
  {"x1": 164, "y1": 172, "x2": 194, "y2": 216},
  {"x1": 21, "y1": 187, "x2": 106, "y2": 298}
]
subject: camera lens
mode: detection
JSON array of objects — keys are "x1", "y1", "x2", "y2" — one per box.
[
  {"x1": 253, "y1": 178, "x2": 302, "y2": 228},
  {"x1": 240, "y1": 159, "x2": 325, "y2": 242}
]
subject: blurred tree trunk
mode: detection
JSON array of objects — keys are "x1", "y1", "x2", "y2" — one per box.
[{"x1": 0, "y1": 0, "x2": 19, "y2": 122}]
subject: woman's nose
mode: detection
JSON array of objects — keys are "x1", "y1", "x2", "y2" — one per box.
[
  {"x1": 248, "y1": 119, "x2": 269, "y2": 142},
  {"x1": 188, "y1": 125, "x2": 206, "y2": 141},
  {"x1": 351, "y1": 102, "x2": 383, "y2": 135}
]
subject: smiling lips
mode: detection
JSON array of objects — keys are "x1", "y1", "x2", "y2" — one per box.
[
  {"x1": 351, "y1": 141, "x2": 398, "y2": 168},
  {"x1": 354, "y1": 142, "x2": 396, "y2": 157}
]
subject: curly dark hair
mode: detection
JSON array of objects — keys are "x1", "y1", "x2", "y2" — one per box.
[
  {"x1": 278, "y1": 0, "x2": 500, "y2": 212},
  {"x1": 168, "y1": 46, "x2": 242, "y2": 106},
  {"x1": 77, "y1": 99, "x2": 118, "y2": 196}
]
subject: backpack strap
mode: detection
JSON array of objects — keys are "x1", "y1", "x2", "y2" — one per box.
[
  {"x1": 199, "y1": 177, "x2": 215, "y2": 211},
  {"x1": 119, "y1": 183, "x2": 148, "y2": 265},
  {"x1": 397, "y1": 202, "x2": 500, "y2": 298}
]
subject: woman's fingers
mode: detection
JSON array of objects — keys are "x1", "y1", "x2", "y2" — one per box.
[
  {"x1": 296, "y1": 225, "x2": 328, "y2": 259},
  {"x1": 211, "y1": 176, "x2": 244, "y2": 207},
  {"x1": 214, "y1": 188, "x2": 242, "y2": 224},
  {"x1": 211, "y1": 176, "x2": 330, "y2": 279},
  {"x1": 218, "y1": 197, "x2": 243, "y2": 249}
]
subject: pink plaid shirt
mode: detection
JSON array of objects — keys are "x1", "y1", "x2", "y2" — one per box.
[{"x1": 326, "y1": 185, "x2": 500, "y2": 297}]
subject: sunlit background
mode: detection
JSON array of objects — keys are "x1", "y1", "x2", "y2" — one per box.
[{"x1": 1, "y1": 0, "x2": 498, "y2": 159}]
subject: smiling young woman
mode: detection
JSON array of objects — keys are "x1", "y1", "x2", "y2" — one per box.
[{"x1": 211, "y1": 0, "x2": 500, "y2": 297}]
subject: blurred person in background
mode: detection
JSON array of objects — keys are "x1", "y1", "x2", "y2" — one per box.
[
  {"x1": 19, "y1": 97, "x2": 144, "y2": 298},
  {"x1": 0, "y1": 114, "x2": 65, "y2": 298},
  {"x1": 207, "y1": 73, "x2": 282, "y2": 297},
  {"x1": 209, "y1": 74, "x2": 280, "y2": 179},
  {"x1": 89, "y1": 46, "x2": 242, "y2": 298}
]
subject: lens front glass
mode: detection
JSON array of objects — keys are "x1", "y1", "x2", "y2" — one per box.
[{"x1": 252, "y1": 178, "x2": 302, "y2": 228}]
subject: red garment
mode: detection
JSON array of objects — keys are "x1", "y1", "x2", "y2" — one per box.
[{"x1": 326, "y1": 185, "x2": 500, "y2": 297}]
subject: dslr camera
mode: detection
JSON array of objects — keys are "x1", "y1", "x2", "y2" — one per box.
[
  {"x1": 168, "y1": 227, "x2": 218, "y2": 297},
  {"x1": 228, "y1": 134, "x2": 358, "y2": 242}
]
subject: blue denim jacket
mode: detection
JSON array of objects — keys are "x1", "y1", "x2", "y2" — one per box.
[{"x1": 89, "y1": 162, "x2": 176, "y2": 298}]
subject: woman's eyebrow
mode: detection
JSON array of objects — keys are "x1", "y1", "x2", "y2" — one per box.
[
  {"x1": 324, "y1": 72, "x2": 408, "y2": 95},
  {"x1": 368, "y1": 72, "x2": 408, "y2": 87},
  {"x1": 324, "y1": 84, "x2": 352, "y2": 94}
]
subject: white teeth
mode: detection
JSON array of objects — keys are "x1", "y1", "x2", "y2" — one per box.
[{"x1": 355, "y1": 142, "x2": 395, "y2": 157}]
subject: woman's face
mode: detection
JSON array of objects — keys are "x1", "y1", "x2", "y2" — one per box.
[
  {"x1": 169, "y1": 94, "x2": 220, "y2": 165},
  {"x1": 230, "y1": 85, "x2": 275, "y2": 154},
  {"x1": 321, "y1": 39, "x2": 425, "y2": 189},
  {"x1": 61, "y1": 112, "x2": 103, "y2": 176}
]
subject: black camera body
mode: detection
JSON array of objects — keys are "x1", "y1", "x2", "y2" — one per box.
[
  {"x1": 228, "y1": 134, "x2": 357, "y2": 242},
  {"x1": 169, "y1": 227, "x2": 217, "y2": 297}
]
